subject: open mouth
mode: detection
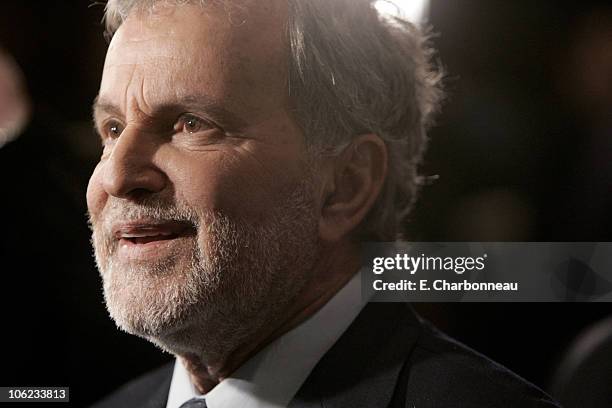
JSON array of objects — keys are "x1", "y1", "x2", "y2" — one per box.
[
  {"x1": 114, "y1": 220, "x2": 196, "y2": 246},
  {"x1": 122, "y1": 233, "x2": 181, "y2": 245}
]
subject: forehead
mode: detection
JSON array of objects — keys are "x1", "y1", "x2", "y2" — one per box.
[{"x1": 99, "y1": 1, "x2": 289, "y2": 117}]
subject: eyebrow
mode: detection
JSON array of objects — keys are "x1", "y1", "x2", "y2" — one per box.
[{"x1": 92, "y1": 94, "x2": 248, "y2": 130}]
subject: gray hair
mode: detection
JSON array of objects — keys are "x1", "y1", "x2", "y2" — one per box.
[{"x1": 103, "y1": 0, "x2": 444, "y2": 241}]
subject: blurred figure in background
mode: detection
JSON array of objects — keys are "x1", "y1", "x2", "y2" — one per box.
[
  {"x1": 0, "y1": 47, "x2": 29, "y2": 148},
  {"x1": 0, "y1": 43, "x2": 100, "y2": 396}
]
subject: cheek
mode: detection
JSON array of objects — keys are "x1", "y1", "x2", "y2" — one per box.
[
  {"x1": 170, "y1": 154, "x2": 246, "y2": 217},
  {"x1": 86, "y1": 164, "x2": 107, "y2": 221},
  {"x1": 170, "y1": 148, "x2": 296, "y2": 220}
]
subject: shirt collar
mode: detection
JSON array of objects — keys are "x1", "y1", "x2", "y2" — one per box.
[{"x1": 166, "y1": 269, "x2": 370, "y2": 408}]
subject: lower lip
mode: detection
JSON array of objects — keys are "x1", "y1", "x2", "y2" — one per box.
[{"x1": 117, "y1": 236, "x2": 186, "y2": 261}]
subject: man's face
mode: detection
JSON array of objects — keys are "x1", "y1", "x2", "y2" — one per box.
[{"x1": 87, "y1": 2, "x2": 320, "y2": 359}]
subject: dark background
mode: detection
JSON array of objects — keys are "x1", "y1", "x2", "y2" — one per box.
[{"x1": 0, "y1": 1, "x2": 610, "y2": 407}]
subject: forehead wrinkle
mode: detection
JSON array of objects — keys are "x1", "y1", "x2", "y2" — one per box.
[
  {"x1": 139, "y1": 68, "x2": 153, "y2": 118},
  {"x1": 93, "y1": 93, "x2": 156, "y2": 125},
  {"x1": 104, "y1": 57, "x2": 181, "y2": 69},
  {"x1": 120, "y1": 63, "x2": 151, "y2": 122},
  {"x1": 107, "y1": 38, "x2": 187, "y2": 65},
  {"x1": 112, "y1": 61, "x2": 156, "y2": 122}
]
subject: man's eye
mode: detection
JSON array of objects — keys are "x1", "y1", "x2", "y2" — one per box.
[
  {"x1": 103, "y1": 121, "x2": 124, "y2": 139},
  {"x1": 176, "y1": 114, "x2": 212, "y2": 134}
]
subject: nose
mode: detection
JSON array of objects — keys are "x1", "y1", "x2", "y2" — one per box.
[{"x1": 101, "y1": 126, "x2": 166, "y2": 199}]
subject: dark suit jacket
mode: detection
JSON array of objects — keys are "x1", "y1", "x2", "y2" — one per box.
[{"x1": 92, "y1": 303, "x2": 561, "y2": 407}]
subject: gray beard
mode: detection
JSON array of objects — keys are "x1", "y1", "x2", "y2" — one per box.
[{"x1": 90, "y1": 179, "x2": 320, "y2": 366}]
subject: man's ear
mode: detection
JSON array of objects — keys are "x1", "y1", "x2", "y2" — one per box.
[{"x1": 318, "y1": 134, "x2": 388, "y2": 243}]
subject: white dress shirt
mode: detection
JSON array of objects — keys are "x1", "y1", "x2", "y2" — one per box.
[{"x1": 166, "y1": 270, "x2": 369, "y2": 408}]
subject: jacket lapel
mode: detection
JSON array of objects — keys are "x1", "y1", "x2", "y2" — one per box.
[
  {"x1": 143, "y1": 362, "x2": 174, "y2": 408},
  {"x1": 289, "y1": 303, "x2": 421, "y2": 408}
]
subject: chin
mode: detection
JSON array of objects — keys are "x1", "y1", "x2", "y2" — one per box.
[{"x1": 101, "y1": 257, "x2": 211, "y2": 339}]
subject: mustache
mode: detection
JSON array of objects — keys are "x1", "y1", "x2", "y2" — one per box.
[{"x1": 88, "y1": 197, "x2": 199, "y2": 232}]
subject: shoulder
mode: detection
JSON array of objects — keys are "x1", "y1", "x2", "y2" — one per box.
[
  {"x1": 400, "y1": 318, "x2": 561, "y2": 408},
  {"x1": 294, "y1": 303, "x2": 561, "y2": 408},
  {"x1": 90, "y1": 362, "x2": 174, "y2": 408}
]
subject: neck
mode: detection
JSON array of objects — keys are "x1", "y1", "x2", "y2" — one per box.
[{"x1": 180, "y1": 240, "x2": 361, "y2": 394}]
